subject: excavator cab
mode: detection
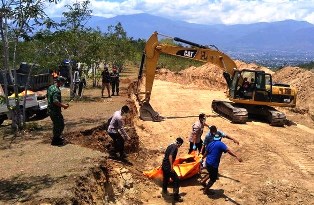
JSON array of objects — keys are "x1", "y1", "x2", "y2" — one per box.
[{"x1": 230, "y1": 70, "x2": 273, "y2": 102}]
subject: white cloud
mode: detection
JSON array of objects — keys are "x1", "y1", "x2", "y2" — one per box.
[{"x1": 45, "y1": 0, "x2": 314, "y2": 24}]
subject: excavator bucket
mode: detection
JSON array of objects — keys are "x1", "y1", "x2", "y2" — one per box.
[{"x1": 139, "y1": 102, "x2": 164, "y2": 122}]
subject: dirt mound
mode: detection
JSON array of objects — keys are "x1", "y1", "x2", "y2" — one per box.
[
  {"x1": 65, "y1": 93, "x2": 140, "y2": 154},
  {"x1": 234, "y1": 60, "x2": 274, "y2": 74},
  {"x1": 273, "y1": 67, "x2": 314, "y2": 118},
  {"x1": 156, "y1": 60, "x2": 274, "y2": 90},
  {"x1": 65, "y1": 123, "x2": 139, "y2": 154},
  {"x1": 156, "y1": 65, "x2": 227, "y2": 90}
]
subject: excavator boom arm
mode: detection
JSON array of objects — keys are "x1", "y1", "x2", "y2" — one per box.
[{"x1": 140, "y1": 32, "x2": 237, "y2": 103}]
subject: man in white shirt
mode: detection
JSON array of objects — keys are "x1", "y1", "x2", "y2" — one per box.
[{"x1": 107, "y1": 105, "x2": 131, "y2": 159}]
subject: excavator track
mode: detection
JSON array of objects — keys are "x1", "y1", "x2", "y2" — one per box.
[
  {"x1": 244, "y1": 105, "x2": 286, "y2": 126},
  {"x1": 211, "y1": 100, "x2": 248, "y2": 124},
  {"x1": 212, "y1": 100, "x2": 286, "y2": 126}
]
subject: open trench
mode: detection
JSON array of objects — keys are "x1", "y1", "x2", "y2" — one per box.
[{"x1": 60, "y1": 81, "x2": 146, "y2": 205}]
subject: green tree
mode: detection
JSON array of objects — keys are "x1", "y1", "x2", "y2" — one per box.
[
  {"x1": 0, "y1": 0, "x2": 53, "y2": 130},
  {"x1": 105, "y1": 22, "x2": 136, "y2": 70}
]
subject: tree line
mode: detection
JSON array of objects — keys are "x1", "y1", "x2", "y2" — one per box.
[
  {"x1": 0, "y1": 0, "x2": 203, "y2": 131},
  {"x1": 0, "y1": 0, "x2": 147, "y2": 131}
]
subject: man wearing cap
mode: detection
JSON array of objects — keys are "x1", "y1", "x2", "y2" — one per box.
[
  {"x1": 47, "y1": 76, "x2": 69, "y2": 146},
  {"x1": 201, "y1": 134, "x2": 242, "y2": 195},
  {"x1": 188, "y1": 113, "x2": 210, "y2": 154},
  {"x1": 161, "y1": 137, "x2": 184, "y2": 202},
  {"x1": 200, "y1": 125, "x2": 240, "y2": 186},
  {"x1": 200, "y1": 125, "x2": 239, "y2": 155},
  {"x1": 110, "y1": 66, "x2": 120, "y2": 96}
]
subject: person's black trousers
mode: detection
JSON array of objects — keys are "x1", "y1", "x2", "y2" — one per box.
[
  {"x1": 108, "y1": 132, "x2": 125, "y2": 156},
  {"x1": 162, "y1": 167, "x2": 180, "y2": 196}
]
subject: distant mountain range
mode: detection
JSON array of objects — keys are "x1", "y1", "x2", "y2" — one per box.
[{"x1": 84, "y1": 13, "x2": 314, "y2": 58}]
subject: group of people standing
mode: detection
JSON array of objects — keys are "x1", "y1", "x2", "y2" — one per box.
[
  {"x1": 101, "y1": 65, "x2": 120, "y2": 98},
  {"x1": 47, "y1": 63, "x2": 122, "y2": 147},
  {"x1": 161, "y1": 113, "x2": 243, "y2": 202}
]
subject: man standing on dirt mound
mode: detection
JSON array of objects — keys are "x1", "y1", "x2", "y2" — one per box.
[
  {"x1": 201, "y1": 134, "x2": 242, "y2": 195},
  {"x1": 188, "y1": 113, "x2": 210, "y2": 154},
  {"x1": 47, "y1": 76, "x2": 69, "y2": 146},
  {"x1": 107, "y1": 105, "x2": 131, "y2": 159},
  {"x1": 162, "y1": 137, "x2": 184, "y2": 202}
]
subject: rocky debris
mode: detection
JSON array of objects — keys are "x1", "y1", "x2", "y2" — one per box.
[{"x1": 70, "y1": 161, "x2": 141, "y2": 205}]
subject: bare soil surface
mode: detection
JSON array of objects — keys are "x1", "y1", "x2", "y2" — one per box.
[
  {"x1": 0, "y1": 63, "x2": 313, "y2": 205},
  {"x1": 134, "y1": 79, "x2": 314, "y2": 205}
]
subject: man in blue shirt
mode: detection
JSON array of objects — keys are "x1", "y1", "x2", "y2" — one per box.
[
  {"x1": 201, "y1": 134, "x2": 242, "y2": 195},
  {"x1": 200, "y1": 125, "x2": 239, "y2": 155}
]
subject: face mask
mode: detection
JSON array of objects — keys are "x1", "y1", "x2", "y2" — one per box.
[{"x1": 202, "y1": 118, "x2": 206, "y2": 123}]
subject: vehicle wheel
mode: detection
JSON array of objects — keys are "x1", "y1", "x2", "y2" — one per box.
[
  {"x1": 36, "y1": 109, "x2": 48, "y2": 118},
  {"x1": 0, "y1": 118, "x2": 5, "y2": 125}
]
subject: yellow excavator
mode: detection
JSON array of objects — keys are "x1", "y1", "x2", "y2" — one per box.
[{"x1": 135, "y1": 32, "x2": 297, "y2": 126}]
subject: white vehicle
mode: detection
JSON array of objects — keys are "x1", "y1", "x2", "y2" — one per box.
[{"x1": 0, "y1": 85, "x2": 48, "y2": 125}]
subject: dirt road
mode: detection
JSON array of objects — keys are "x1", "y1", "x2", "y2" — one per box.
[{"x1": 135, "y1": 79, "x2": 314, "y2": 205}]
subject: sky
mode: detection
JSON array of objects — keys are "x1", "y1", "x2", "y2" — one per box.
[{"x1": 45, "y1": 0, "x2": 314, "y2": 25}]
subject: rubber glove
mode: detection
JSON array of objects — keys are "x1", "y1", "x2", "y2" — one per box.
[{"x1": 193, "y1": 144, "x2": 197, "y2": 150}]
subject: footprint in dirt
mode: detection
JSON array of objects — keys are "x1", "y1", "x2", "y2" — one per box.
[{"x1": 108, "y1": 156, "x2": 133, "y2": 166}]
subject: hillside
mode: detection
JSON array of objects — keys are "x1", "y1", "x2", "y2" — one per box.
[
  {"x1": 86, "y1": 14, "x2": 314, "y2": 55},
  {"x1": 273, "y1": 67, "x2": 314, "y2": 119}
]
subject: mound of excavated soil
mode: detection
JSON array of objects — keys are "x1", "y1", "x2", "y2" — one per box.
[
  {"x1": 234, "y1": 60, "x2": 274, "y2": 74},
  {"x1": 65, "y1": 98, "x2": 140, "y2": 154},
  {"x1": 156, "y1": 60, "x2": 273, "y2": 90},
  {"x1": 273, "y1": 67, "x2": 314, "y2": 118},
  {"x1": 156, "y1": 66, "x2": 226, "y2": 90}
]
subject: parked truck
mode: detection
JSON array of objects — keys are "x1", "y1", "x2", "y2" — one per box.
[{"x1": 0, "y1": 63, "x2": 53, "y2": 125}]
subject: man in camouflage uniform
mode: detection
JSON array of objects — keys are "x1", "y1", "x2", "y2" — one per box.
[{"x1": 47, "y1": 76, "x2": 69, "y2": 146}]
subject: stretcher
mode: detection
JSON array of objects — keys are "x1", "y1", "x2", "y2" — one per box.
[{"x1": 143, "y1": 152, "x2": 202, "y2": 181}]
